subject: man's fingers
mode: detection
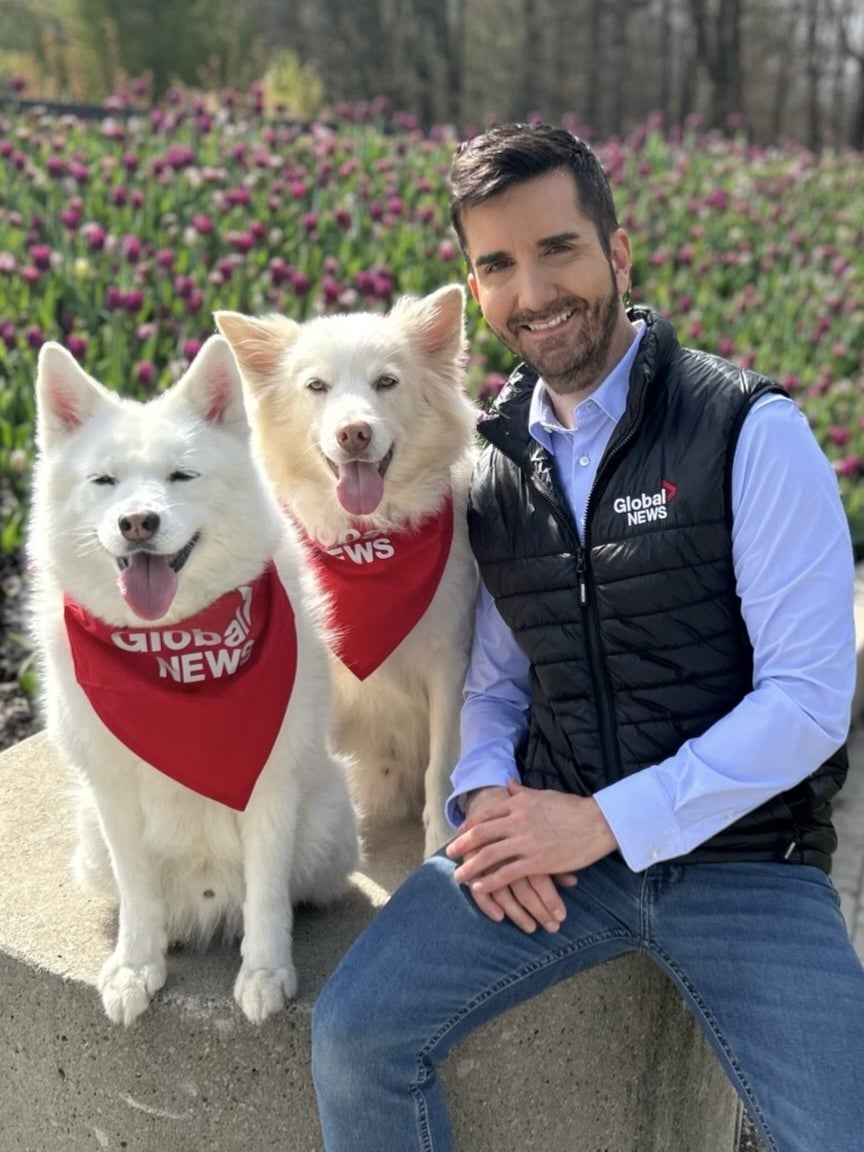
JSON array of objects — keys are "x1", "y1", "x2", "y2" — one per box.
[
  {"x1": 452, "y1": 837, "x2": 520, "y2": 885},
  {"x1": 479, "y1": 886, "x2": 538, "y2": 934},
  {"x1": 447, "y1": 817, "x2": 514, "y2": 868},
  {"x1": 509, "y1": 876, "x2": 565, "y2": 932}
]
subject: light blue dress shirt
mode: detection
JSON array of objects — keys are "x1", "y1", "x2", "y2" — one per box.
[{"x1": 448, "y1": 323, "x2": 857, "y2": 872}]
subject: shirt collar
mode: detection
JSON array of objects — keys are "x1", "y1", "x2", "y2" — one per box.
[{"x1": 528, "y1": 320, "x2": 645, "y2": 451}]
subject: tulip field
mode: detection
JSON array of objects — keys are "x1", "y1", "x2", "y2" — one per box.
[{"x1": 1, "y1": 91, "x2": 863, "y2": 555}]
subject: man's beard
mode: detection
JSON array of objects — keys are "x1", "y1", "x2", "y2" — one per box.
[{"x1": 497, "y1": 268, "x2": 621, "y2": 397}]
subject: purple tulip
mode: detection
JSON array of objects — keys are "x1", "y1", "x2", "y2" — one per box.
[
  {"x1": 122, "y1": 234, "x2": 143, "y2": 262},
  {"x1": 69, "y1": 160, "x2": 91, "y2": 185},
  {"x1": 82, "y1": 223, "x2": 107, "y2": 251},
  {"x1": 28, "y1": 245, "x2": 52, "y2": 269},
  {"x1": 479, "y1": 373, "x2": 506, "y2": 402},
  {"x1": 834, "y1": 457, "x2": 862, "y2": 477},
  {"x1": 66, "y1": 335, "x2": 88, "y2": 360},
  {"x1": 269, "y1": 257, "x2": 293, "y2": 286}
]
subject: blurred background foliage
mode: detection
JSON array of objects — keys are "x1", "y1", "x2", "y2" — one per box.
[{"x1": 1, "y1": 0, "x2": 864, "y2": 149}]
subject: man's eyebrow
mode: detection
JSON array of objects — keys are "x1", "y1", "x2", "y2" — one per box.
[
  {"x1": 474, "y1": 249, "x2": 509, "y2": 270},
  {"x1": 539, "y1": 231, "x2": 582, "y2": 248}
]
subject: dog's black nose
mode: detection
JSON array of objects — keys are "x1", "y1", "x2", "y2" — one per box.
[{"x1": 119, "y1": 511, "x2": 160, "y2": 542}]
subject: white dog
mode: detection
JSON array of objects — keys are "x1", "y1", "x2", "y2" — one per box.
[
  {"x1": 215, "y1": 286, "x2": 478, "y2": 856},
  {"x1": 29, "y1": 336, "x2": 359, "y2": 1027}
]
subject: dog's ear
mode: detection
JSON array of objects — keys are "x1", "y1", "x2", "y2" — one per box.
[
  {"x1": 35, "y1": 343, "x2": 117, "y2": 449},
  {"x1": 174, "y1": 335, "x2": 251, "y2": 438},
  {"x1": 392, "y1": 285, "x2": 466, "y2": 362},
  {"x1": 213, "y1": 311, "x2": 300, "y2": 396}
]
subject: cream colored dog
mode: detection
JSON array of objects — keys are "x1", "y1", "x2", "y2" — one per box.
[
  {"x1": 216, "y1": 286, "x2": 478, "y2": 855},
  {"x1": 29, "y1": 336, "x2": 359, "y2": 1026}
]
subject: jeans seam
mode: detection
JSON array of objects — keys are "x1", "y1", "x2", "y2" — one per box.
[
  {"x1": 415, "y1": 925, "x2": 632, "y2": 1064},
  {"x1": 409, "y1": 928, "x2": 632, "y2": 1149},
  {"x1": 649, "y1": 941, "x2": 780, "y2": 1152}
]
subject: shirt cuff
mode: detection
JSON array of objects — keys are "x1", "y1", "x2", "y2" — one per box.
[
  {"x1": 446, "y1": 749, "x2": 520, "y2": 828},
  {"x1": 594, "y1": 770, "x2": 688, "y2": 872}
]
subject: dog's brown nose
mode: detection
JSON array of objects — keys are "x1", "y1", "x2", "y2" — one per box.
[
  {"x1": 336, "y1": 422, "x2": 372, "y2": 456},
  {"x1": 119, "y1": 511, "x2": 160, "y2": 541}
]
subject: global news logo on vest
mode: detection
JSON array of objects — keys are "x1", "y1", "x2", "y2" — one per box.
[{"x1": 613, "y1": 481, "x2": 677, "y2": 526}]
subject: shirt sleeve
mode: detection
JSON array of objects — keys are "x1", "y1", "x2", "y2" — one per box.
[
  {"x1": 446, "y1": 582, "x2": 530, "y2": 827},
  {"x1": 595, "y1": 395, "x2": 857, "y2": 871}
]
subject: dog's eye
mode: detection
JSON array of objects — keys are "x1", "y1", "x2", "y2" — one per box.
[
  {"x1": 169, "y1": 470, "x2": 199, "y2": 483},
  {"x1": 90, "y1": 474, "x2": 117, "y2": 487},
  {"x1": 375, "y1": 375, "x2": 398, "y2": 391},
  {"x1": 306, "y1": 378, "x2": 329, "y2": 393}
]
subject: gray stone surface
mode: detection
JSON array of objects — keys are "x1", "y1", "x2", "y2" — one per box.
[
  {"x1": 4, "y1": 564, "x2": 863, "y2": 1152},
  {"x1": 0, "y1": 733, "x2": 739, "y2": 1152}
]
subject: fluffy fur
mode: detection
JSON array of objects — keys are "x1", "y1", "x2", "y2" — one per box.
[
  {"x1": 216, "y1": 286, "x2": 478, "y2": 855},
  {"x1": 29, "y1": 336, "x2": 359, "y2": 1026}
]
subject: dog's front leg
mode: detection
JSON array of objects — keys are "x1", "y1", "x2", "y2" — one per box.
[
  {"x1": 234, "y1": 788, "x2": 299, "y2": 1024},
  {"x1": 90, "y1": 788, "x2": 168, "y2": 1027},
  {"x1": 423, "y1": 664, "x2": 466, "y2": 856}
]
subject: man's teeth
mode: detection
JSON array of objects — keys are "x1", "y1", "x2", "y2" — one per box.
[{"x1": 527, "y1": 310, "x2": 574, "y2": 332}]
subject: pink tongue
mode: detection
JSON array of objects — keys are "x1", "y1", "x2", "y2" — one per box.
[
  {"x1": 336, "y1": 461, "x2": 384, "y2": 515},
  {"x1": 118, "y1": 552, "x2": 179, "y2": 620}
]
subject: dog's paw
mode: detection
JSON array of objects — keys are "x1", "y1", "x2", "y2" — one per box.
[
  {"x1": 98, "y1": 954, "x2": 167, "y2": 1027},
  {"x1": 233, "y1": 963, "x2": 297, "y2": 1024}
]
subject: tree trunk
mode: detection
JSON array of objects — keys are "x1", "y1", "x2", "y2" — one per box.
[{"x1": 688, "y1": 0, "x2": 744, "y2": 130}]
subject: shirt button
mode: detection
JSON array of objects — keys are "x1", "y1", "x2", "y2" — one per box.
[
  {"x1": 578, "y1": 455, "x2": 591, "y2": 468},
  {"x1": 649, "y1": 848, "x2": 660, "y2": 860}
]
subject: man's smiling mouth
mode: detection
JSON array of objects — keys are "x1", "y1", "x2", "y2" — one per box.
[{"x1": 521, "y1": 308, "x2": 577, "y2": 333}]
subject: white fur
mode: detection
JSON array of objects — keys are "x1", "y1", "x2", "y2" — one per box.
[
  {"x1": 216, "y1": 286, "x2": 478, "y2": 856},
  {"x1": 29, "y1": 336, "x2": 359, "y2": 1026}
]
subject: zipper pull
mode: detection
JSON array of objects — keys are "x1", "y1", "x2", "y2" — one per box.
[{"x1": 576, "y1": 549, "x2": 588, "y2": 606}]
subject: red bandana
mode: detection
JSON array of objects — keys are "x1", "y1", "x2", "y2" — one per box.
[
  {"x1": 63, "y1": 563, "x2": 297, "y2": 810},
  {"x1": 302, "y1": 496, "x2": 454, "y2": 680}
]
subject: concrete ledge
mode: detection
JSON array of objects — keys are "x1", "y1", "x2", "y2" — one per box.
[{"x1": 0, "y1": 733, "x2": 739, "y2": 1151}]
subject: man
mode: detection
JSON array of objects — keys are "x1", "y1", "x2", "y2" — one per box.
[{"x1": 311, "y1": 123, "x2": 864, "y2": 1152}]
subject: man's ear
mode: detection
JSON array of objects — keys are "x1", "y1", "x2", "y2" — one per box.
[
  {"x1": 467, "y1": 270, "x2": 480, "y2": 303},
  {"x1": 610, "y1": 229, "x2": 632, "y2": 294}
]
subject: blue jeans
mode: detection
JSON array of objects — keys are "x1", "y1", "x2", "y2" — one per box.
[{"x1": 312, "y1": 853, "x2": 864, "y2": 1152}]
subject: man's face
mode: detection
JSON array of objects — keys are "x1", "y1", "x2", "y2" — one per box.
[{"x1": 463, "y1": 168, "x2": 633, "y2": 398}]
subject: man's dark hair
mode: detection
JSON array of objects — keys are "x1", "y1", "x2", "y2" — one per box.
[{"x1": 449, "y1": 123, "x2": 620, "y2": 260}]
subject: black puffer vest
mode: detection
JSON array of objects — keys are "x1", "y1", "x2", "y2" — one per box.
[{"x1": 468, "y1": 308, "x2": 847, "y2": 873}]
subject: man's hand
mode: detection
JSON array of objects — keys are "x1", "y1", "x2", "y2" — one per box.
[{"x1": 446, "y1": 780, "x2": 618, "y2": 934}]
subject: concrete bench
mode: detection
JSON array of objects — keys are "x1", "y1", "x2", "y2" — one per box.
[{"x1": 0, "y1": 733, "x2": 740, "y2": 1152}]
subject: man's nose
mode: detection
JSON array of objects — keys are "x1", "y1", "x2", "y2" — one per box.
[{"x1": 513, "y1": 263, "x2": 558, "y2": 315}]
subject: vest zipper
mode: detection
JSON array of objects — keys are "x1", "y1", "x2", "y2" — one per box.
[
  {"x1": 482, "y1": 367, "x2": 649, "y2": 784},
  {"x1": 509, "y1": 456, "x2": 624, "y2": 778},
  {"x1": 576, "y1": 549, "x2": 588, "y2": 606}
]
